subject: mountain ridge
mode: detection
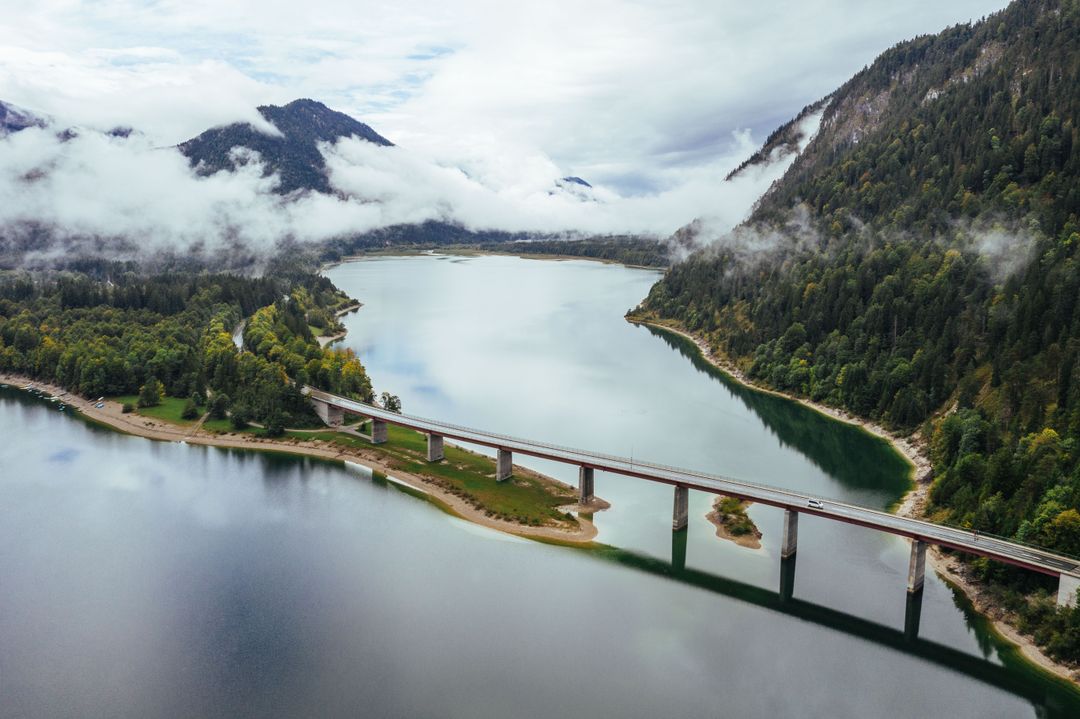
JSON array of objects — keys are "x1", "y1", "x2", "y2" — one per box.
[
  {"x1": 178, "y1": 98, "x2": 394, "y2": 195},
  {"x1": 638, "y1": 0, "x2": 1080, "y2": 665}
]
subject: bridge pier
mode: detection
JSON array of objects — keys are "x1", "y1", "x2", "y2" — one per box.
[
  {"x1": 372, "y1": 419, "x2": 388, "y2": 444},
  {"x1": 312, "y1": 399, "x2": 344, "y2": 427},
  {"x1": 497, "y1": 449, "x2": 512, "y2": 482},
  {"x1": 427, "y1": 433, "x2": 444, "y2": 462},
  {"x1": 904, "y1": 587, "x2": 924, "y2": 641},
  {"x1": 779, "y1": 554, "x2": 797, "y2": 603},
  {"x1": 1057, "y1": 573, "x2": 1080, "y2": 608},
  {"x1": 578, "y1": 467, "x2": 594, "y2": 504},
  {"x1": 673, "y1": 485, "x2": 689, "y2": 531},
  {"x1": 907, "y1": 539, "x2": 927, "y2": 593},
  {"x1": 671, "y1": 527, "x2": 688, "y2": 571},
  {"x1": 781, "y1": 509, "x2": 799, "y2": 559}
]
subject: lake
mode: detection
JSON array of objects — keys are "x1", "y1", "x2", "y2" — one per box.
[{"x1": 1, "y1": 253, "x2": 1076, "y2": 717}]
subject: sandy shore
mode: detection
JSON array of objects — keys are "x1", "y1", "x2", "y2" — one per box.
[
  {"x1": 706, "y1": 497, "x2": 762, "y2": 550},
  {"x1": 0, "y1": 372, "x2": 598, "y2": 545},
  {"x1": 317, "y1": 302, "x2": 363, "y2": 347},
  {"x1": 626, "y1": 317, "x2": 1080, "y2": 686}
]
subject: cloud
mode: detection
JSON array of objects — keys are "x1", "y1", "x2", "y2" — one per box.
[
  {"x1": 2, "y1": 1, "x2": 1011, "y2": 181},
  {"x1": 0, "y1": 0, "x2": 1013, "y2": 258},
  {"x1": 0, "y1": 120, "x2": 781, "y2": 267}
]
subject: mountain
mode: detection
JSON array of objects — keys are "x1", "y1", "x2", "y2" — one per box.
[
  {"x1": 723, "y1": 98, "x2": 829, "y2": 182},
  {"x1": 0, "y1": 100, "x2": 46, "y2": 135},
  {"x1": 178, "y1": 98, "x2": 394, "y2": 194},
  {"x1": 635, "y1": 0, "x2": 1080, "y2": 660},
  {"x1": 751, "y1": 0, "x2": 1079, "y2": 236}
]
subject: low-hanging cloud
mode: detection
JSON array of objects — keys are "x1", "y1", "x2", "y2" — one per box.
[{"x1": 0, "y1": 116, "x2": 800, "y2": 267}]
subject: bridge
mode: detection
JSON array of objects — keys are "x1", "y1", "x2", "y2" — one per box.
[{"x1": 305, "y1": 387, "x2": 1080, "y2": 608}]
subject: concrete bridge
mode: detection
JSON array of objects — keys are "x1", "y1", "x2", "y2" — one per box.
[{"x1": 306, "y1": 387, "x2": 1080, "y2": 608}]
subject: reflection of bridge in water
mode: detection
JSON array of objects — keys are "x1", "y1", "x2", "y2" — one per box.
[
  {"x1": 608, "y1": 534, "x2": 1080, "y2": 713},
  {"x1": 306, "y1": 386, "x2": 1080, "y2": 609}
]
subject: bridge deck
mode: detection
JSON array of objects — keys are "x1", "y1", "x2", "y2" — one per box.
[{"x1": 305, "y1": 388, "x2": 1080, "y2": 578}]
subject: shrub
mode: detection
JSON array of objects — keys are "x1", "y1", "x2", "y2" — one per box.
[
  {"x1": 209, "y1": 393, "x2": 229, "y2": 420},
  {"x1": 181, "y1": 398, "x2": 199, "y2": 420},
  {"x1": 230, "y1": 405, "x2": 251, "y2": 430},
  {"x1": 137, "y1": 376, "x2": 163, "y2": 408}
]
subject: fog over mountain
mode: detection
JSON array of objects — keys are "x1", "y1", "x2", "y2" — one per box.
[
  {"x1": 0, "y1": 0, "x2": 1011, "y2": 266},
  {"x1": 0, "y1": 97, "x2": 798, "y2": 266}
]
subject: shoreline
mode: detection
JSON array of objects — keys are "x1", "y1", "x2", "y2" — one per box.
[
  {"x1": 627, "y1": 316, "x2": 1080, "y2": 686},
  {"x1": 325, "y1": 247, "x2": 666, "y2": 272},
  {"x1": 317, "y1": 301, "x2": 363, "y2": 347},
  {"x1": 0, "y1": 372, "x2": 599, "y2": 546},
  {"x1": 706, "y1": 497, "x2": 763, "y2": 550}
]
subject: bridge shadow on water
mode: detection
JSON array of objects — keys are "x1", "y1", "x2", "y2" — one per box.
[
  {"x1": 641, "y1": 324, "x2": 911, "y2": 500},
  {"x1": 585, "y1": 531, "x2": 1080, "y2": 715}
]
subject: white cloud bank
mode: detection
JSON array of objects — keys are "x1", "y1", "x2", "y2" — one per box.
[
  {"x1": 0, "y1": 0, "x2": 1012, "y2": 256},
  {"x1": 0, "y1": 118, "x2": 792, "y2": 263}
]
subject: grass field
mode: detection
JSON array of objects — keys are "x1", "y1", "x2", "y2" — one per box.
[
  {"x1": 291, "y1": 425, "x2": 578, "y2": 527},
  {"x1": 110, "y1": 402, "x2": 577, "y2": 528},
  {"x1": 111, "y1": 395, "x2": 200, "y2": 426}
]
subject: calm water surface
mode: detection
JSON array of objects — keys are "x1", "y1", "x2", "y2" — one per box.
[{"x1": 1, "y1": 253, "x2": 1077, "y2": 717}]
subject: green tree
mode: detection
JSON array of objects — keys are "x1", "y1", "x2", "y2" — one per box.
[
  {"x1": 138, "y1": 376, "x2": 163, "y2": 408},
  {"x1": 181, "y1": 397, "x2": 199, "y2": 420},
  {"x1": 380, "y1": 392, "x2": 402, "y2": 413},
  {"x1": 209, "y1": 393, "x2": 230, "y2": 420}
]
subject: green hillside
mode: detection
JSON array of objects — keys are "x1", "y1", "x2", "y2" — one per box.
[{"x1": 637, "y1": 0, "x2": 1080, "y2": 662}]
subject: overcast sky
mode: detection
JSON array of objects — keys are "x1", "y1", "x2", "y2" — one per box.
[{"x1": 0, "y1": 0, "x2": 1012, "y2": 249}]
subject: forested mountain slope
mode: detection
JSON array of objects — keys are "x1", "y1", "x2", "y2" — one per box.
[
  {"x1": 636, "y1": 0, "x2": 1080, "y2": 660},
  {"x1": 179, "y1": 98, "x2": 393, "y2": 194}
]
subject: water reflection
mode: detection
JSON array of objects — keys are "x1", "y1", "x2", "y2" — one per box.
[
  {"x1": 641, "y1": 323, "x2": 912, "y2": 501},
  {"x1": 595, "y1": 540, "x2": 1080, "y2": 715}
]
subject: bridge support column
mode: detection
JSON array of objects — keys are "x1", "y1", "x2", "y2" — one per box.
[
  {"x1": 578, "y1": 467, "x2": 594, "y2": 504},
  {"x1": 1057, "y1": 573, "x2": 1080, "y2": 608},
  {"x1": 497, "y1": 449, "x2": 512, "y2": 482},
  {"x1": 372, "y1": 419, "x2": 388, "y2": 444},
  {"x1": 904, "y1": 586, "x2": 924, "y2": 641},
  {"x1": 427, "y1": 433, "x2": 444, "y2": 462},
  {"x1": 672, "y1": 485, "x2": 689, "y2": 531},
  {"x1": 907, "y1": 539, "x2": 927, "y2": 593},
  {"x1": 312, "y1": 399, "x2": 344, "y2": 427},
  {"x1": 781, "y1": 509, "x2": 799, "y2": 559},
  {"x1": 671, "y1": 526, "x2": 687, "y2": 571},
  {"x1": 779, "y1": 554, "x2": 797, "y2": 603}
]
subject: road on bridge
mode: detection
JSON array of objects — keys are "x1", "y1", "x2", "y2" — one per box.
[{"x1": 305, "y1": 387, "x2": 1080, "y2": 580}]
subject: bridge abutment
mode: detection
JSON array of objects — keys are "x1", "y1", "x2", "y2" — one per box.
[
  {"x1": 578, "y1": 467, "x2": 594, "y2": 504},
  {"x1": 672, "y1": 485, "x2": 689, "y2": 531},
  {"x1": 908, "y1": 540, "x2": 927, "y2": 593},
  {"x1": 1057, "y1": 572, "x2": 1080, "y2": 608},
  {"x1": 372, "y1": 419, "x2": 388, "y2": 444},
  {"x1": 427, "y1": 433, "x2": 444, "y2": 462},
  {"x1": 781, "y1": 509, "x2": 799, "y2": 559},
  {"x1": 312, "y1": 399, "x2": 344, "y2": 427},
  {"x1": 497, "y1": 449, "x2": 512, "y2": 482}
]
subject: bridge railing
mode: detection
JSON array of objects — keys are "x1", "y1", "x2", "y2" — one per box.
[
  {"x1": 932, "y1": 520, "x2": 1080, "y2": 563},
  {"x1": 309, "y1": 388, "x2": 1080, "y2": 566}
]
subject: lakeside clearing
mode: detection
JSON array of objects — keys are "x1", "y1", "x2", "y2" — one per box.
[
  {"x1": 0, "y1": 372, "x2": 601, "y2": 545},
  {"x1": 625, "y1": 314, "x2": 1080, "y2": 686}
]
